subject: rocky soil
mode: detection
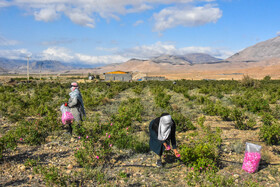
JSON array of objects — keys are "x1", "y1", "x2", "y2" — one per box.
[{"x1": 1, "y1": 85, "x2": 280, "y2": 186}]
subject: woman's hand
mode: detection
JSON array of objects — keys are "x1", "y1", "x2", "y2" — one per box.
[
  {"x1": 163, "y1": 143, "x2": 171, "y2": 150},
  {"x1": 173, "y1": 149, "x2": 180, "y2": 157}
]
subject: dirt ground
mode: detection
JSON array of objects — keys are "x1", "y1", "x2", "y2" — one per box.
[{"x1": 1, "y1": 79, "x2": 280, "y2": 186}]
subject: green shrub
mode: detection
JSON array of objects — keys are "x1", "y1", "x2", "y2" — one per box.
[
  {"x1": 195, "y1": 95, "x2": 210, "y2": 105},
  {"x1": 33, "y1": 165, "x2": 68, "y2": 186},
  {"x1": 202, "y1": 101, "x2": 217, "y2": 116},
  {"x1": 185, "y1": 169, "x2": 235, "y2": 186},
  {"x1": 132, "y1": 85, "x2": 144, "y2": 95},
  {"x1": 231, "y1": 108, "x2": 250, "y2": 130},
  {"x1": 151, "y1": 86, "x2": 171, "y2": 109},
  {"x1": 216, "y1": 105, "x2": 232, "y2": 121},
  {"x1": 240, "y1": 75, "x2": 258, "y2": 88},
  {"x1": 259, "y1": 123, "x2": 280, "y2": 145},
  {"x1": 246, "y1": 96, "x2": 270, "y2": 113},
  {"x1": 0, "y1": 133, "x2": 17, "y2": 158},
  {"x1": 171, "y1": 112, "x2": 196, "y2": 132},
  {"x1": 263, "y1": 75, "x2": 271, "y2": 81},
  {"x1": 246, "y1": 118, "x2": 256, "y2": 129},
  {"x1": 261, "y1": 113, "x2": 276, "y2": 126},
  {"x1": 197, "y1": 115, "x2": 206, "y2": 128},
  {"x1": 180, "y1": 126, "x2": 222, "y2": 171}
]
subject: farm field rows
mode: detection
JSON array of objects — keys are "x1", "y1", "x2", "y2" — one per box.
[{"x1": 0, "y1": 77, "x2": 280, "y2": 186}]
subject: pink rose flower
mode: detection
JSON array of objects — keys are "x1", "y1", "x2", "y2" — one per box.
[
  {"x1": 86, "y1": 136, "x2": 89, "y2": 139},
  {"x1": 96, "y1": 156, "x2": 99, "y2": 159},
  {"x1": 110, "y1": 144, "x2": 112, "y2": 147},
  {"x1": 108, "y1": 135, "x2": 111, "y2": 138},
  {"x1": 110, "y1": 123, "x2": 113, "y2": 126}
]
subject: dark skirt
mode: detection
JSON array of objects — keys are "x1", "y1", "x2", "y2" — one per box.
[
  {"x1": 149, "y1": 120, "x2": 165, "y2": 156},
  {"x1": 149, "y1": 119, "x2": 177, "y2": 156}
]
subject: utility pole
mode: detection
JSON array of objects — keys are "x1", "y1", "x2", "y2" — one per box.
[
  {"x1": 26, "y1": 56, "x2": 30, "y2": 82},
  {"x1": 40, "y1": 62, "x2": 43, "y2": 80}
]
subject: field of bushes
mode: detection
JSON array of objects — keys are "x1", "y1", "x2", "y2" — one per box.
[{"x1": 0, "y1": 75, "x2": 280, "y2": 186}]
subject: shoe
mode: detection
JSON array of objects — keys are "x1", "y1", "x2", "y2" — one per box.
[{"x1": 156, "y1": 159, "x2": 163, "y2": 167}]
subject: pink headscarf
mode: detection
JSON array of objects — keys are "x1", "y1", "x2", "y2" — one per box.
[{"x1": 70, "y1": 82, "x2": 78, "y2": 91}]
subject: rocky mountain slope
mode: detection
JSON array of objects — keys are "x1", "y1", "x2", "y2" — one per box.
[
  {"x1": 226, "y1": 36, "x2": 280, "y2": 62},
  {"x1": 30, "y1": 60, "x2": 72, "y2": 72},
  {"x1": 0, "y1": 58, "x2": 73, "y2": 73},
  {"x1": 151, "y1": 53, "x2": 221, "y2": 65},
  {"x1": 0, "y1": 67, "x2": 8, "y2": 74},
  {"x1": 93, "y1": 53, "x2": 221, "y2": 74},
  {"x1": 0, "y1": 58, "x2": 27, "y2": 73}
]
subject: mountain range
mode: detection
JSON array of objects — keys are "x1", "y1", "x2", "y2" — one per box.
[
  {"x1": 91, "y1": 36, "x2": 280, "y2": 76},
  {"x1": 0, "y1": 53, "x2": 222, "y2": 74},
  {"x1": 1, "y1": 36, "x2": 280, "y2": 79},
  {"x1": 0, "y1": 59, "x2": 74, "y2": 74}
]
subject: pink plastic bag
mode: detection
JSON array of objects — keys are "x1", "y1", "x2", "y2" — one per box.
[
  {"x1": 242, "y1": 142, "x2": 262, "y2": 173},
  {"x1": 60, "y1": 105, "x2": 74, "y2": 124}
]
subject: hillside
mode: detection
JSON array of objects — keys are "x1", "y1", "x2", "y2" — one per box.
[
  {"x1": 0, "y1": 58, "x2": 73, "y2": 73},
  {"x1": 226, "y1": 36, "x2": 280, "y2": 62},
  {"x1": 92, "y1": 53, "x2": 221, "y2": 74},
  {"x1": 30, "y1": 60, "x2": 72, "y2": 72},
  {"x1": 151, "y1": 55, "x2": 191, "y2": 65},
  {"x1": 0, "y1": 58, "x2": 27, "y2": 73}
]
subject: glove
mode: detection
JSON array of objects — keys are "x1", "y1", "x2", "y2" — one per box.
[{"x1": 64, "y1": 102, "x2": 68, "y2": 106}]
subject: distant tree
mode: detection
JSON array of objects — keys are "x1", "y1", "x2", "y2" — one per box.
[
  {"x1": 240, "y1": 75, "x2": 259, "y2": 88},
  {"x1": 263, "y1": 75, "x2": 271, "y2": 81}
]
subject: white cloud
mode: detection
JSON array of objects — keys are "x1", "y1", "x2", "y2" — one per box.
[
  {"x1": 153, "y1": 4, "x2": 222, "y2": 31},
  {"x1": 4, "y1": 0, "x2": 221, "y2": 30},
  {"x1": 0, "y1": 1, "x2": 9, "y2": 8},
  {"x1": 39, "y1": 47, "x2": 129, "y2": 64},
  {"x1": 40, "y1": 47, "x2": 75, "y2": 62},
  {"x1": 133, "y1": 20, "x2": 144, "y2": 26},
  {"x1": 0, "y1": 49, "x2": 32, "y2": 59},
  {"x1": 64, "y1": 8, "x2": 95, "y2": 28},
  {"x1": 121, "y1": 42, "x2": 233, "y2": 59},
  {"x1": 34, "y1": 8, "x2": 60, "y2": 22},
  {"x1": 75, "y1": 53, "x2": 129, "y2": 64},
  {"x1": 0, "y1": 41, "x2": 233, "y2": 64}
]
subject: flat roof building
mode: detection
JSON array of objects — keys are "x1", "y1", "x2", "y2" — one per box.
[{"x1": 104, "y1": 71, "x2": 132, "y2": 82}]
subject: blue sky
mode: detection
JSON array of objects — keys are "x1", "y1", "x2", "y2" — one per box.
[{"x1": 0, "y1": 0, "x2": 279, "y2": 66}]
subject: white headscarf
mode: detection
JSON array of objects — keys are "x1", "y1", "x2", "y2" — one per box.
[{"x1": 158, "y1": 115, "x2": 173, "y2": 141}]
